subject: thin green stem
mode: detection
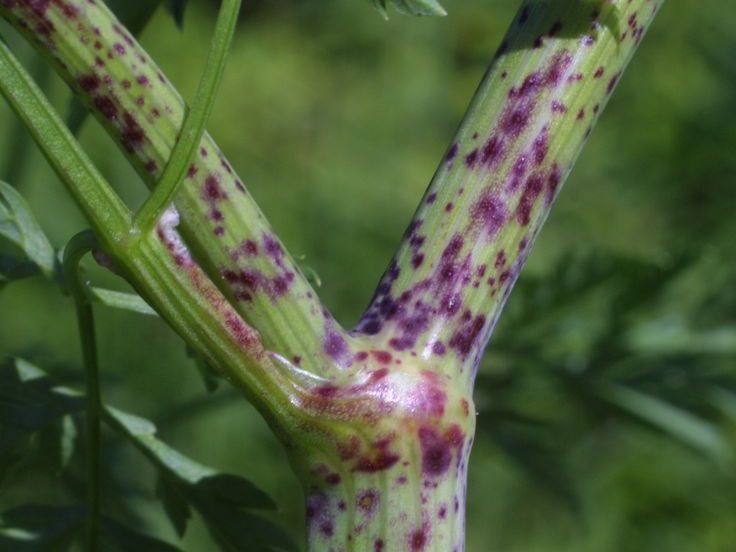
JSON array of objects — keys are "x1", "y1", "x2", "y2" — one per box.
[
  {"x1": 133, "y1": 0, "x2": 241, "y2": 233},
  {"x1": 357, "y1": 0, "x2": 664, "y2": 389},
  {"x1": 0, "y1": 37, "x2": 131, "y2": 246},
  {"x1": 0, "y1": 31, "x2": 304, "y2": 438},
  {"x1": 0, "y1": 0, "x2": 349, "y2": 377},
  {"x1": 62, "y1": 229, "x2": 102, "y2": 552}
]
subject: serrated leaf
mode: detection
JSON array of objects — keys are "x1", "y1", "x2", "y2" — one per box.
[
  {"x1": 104, "y1": 407, "x2": 292, "y2": 550},
  {"x1": 105, "y1": 408, "x2": 276, "y2": 507},
  {"x1": 0, "y1": 181, "x2": 55, "y2": 277},
  {"x1": 0, "y1": 504, "x2": 84, "y2": 551},
  {"x1": 105, "y1": 407, "x2": 214, "y2": 484},
  {"x1": 89, "y1": 287, "x2": 158, "y2": 316},
  {"x1": 0, "y1": 359, "x2": 83, "y2": 456},
  {"x1": 1, "y1": 361, "x2": 291, "y2": 551}
]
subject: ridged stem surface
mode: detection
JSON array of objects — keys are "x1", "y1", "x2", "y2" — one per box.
[
  {"x1": 0, "y1": 0, "x2": 349, "y2": 377},
  {"x1": 0, "y1": 1, "x2": 664, "y2": 551},
  {"x1": 356, "y1": 0, "x2": 663, "y2": 394}
]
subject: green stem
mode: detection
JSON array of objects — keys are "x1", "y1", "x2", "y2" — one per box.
[
  {"x1": 133, "y1": 0, "x2": 241, "y2": 233},
  {"x1": 0, "y1": 31, "x2": 304, "y2": 438},
  {"x1": 62, "y1": 229, "x2": 102, "y2": 552},
  {"x1": 0, "y1": 0, "x2": 349, "y2": 377},
  {"x1": 357, "y1": 0, "x2": 664, "y2": 390},
  {"x1": 0, "y1": 38, "x2": 131, "y2": 246}
]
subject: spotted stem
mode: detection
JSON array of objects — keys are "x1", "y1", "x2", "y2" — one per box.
[
  {"x1": 133, "y1": 0, "x2": 241, "y2": 234},
  {"x1": 0, "y1": 0, "x2": 347, "y2": 377},
  {"x1": 355, "y1": 0, "x2": 663, "y2": 392}
]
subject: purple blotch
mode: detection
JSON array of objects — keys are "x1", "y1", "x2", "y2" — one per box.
[
  {"x1": 516, "y1": 174, "x2": 544, "y2": 226},
  {"x1": 449, "y1": 314, "x2": 486, "y2": 359},
  {"x1": 446, "y1": 143, "x2": 459, "y2": 162},
  {"x1": 464, "y1": 148, "x2": 478, "y2": 168},
  {"x1": 471, "y1": 190, "x2": 507, "y2": 238}
]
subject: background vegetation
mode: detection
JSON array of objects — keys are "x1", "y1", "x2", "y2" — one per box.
[{"x1": 1, "y1": 1, "x2": 735, "y2": 550}]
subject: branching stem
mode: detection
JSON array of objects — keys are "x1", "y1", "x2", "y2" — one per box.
[{"x1": 133, "y1": 0, "x2": 241, "y2": 233}]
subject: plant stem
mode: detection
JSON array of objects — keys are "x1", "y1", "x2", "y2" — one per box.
[
  {"x1": 356, "y1": 0, "x2": 664, "y2": 390},
  {"x1": 62, "y1": 229, "x2": 102, "y2": 552},
  {"x1": 1, "y1": 2, "x2": 666, "y2": 551},
  {"x1": 0, "y1": 0, "x2": 348, "y2": 377},
  {"x1": 133, "y1": 0, "x2": 241, "y2": 233},
  {"x1": 0, "y1": 33, "x2": 303, "y2": 434},
  {"x1": 0, "y1": 38, "x2": 131, "y2": 245}
]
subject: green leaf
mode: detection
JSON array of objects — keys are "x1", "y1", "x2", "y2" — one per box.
[
  {"x1": 0, "y1": 504, "x2": 181, "y2": 552},
  {"x1": 372, "y1": 0, "x2": 447, "y2": 18},
  {"x1": 32, "y1": 414, "x2": 80, "y2": 476},
  {"x1": 0, "y1": 254, "x2": 40, "y2": 289},
  {"x1": 167, "y1": 0, "x2": 189, "y2": 29},
  {"x1": 0, "y1": 359, "x2": 83, "y2": 457},
  {"x1": 0, "y1": 504, "x2": 84, "y2": 551},
  {"x1": 104, "y1": 408, "x2": 292, "y2": 550},
  {"x1": 595, "y1": 381, "x2": 732, "y2": 465},
  {"x1": 59, "y1": 414, "x2": 78, "y2": 468},
  {"x1": 194, "y1": 473, "x2": 277, "y2": 511},
  {"x1": 0, "y1": 441, "x2": 31, "y2": 494},
  {"x1": 89, "y1": 287, "x2": 158, "y2": 316},
  {"x1": 0, "y1": 360, "x2": 290, "y2": 550},
  {"x1": 105, "y1": 408, "x2": 276, "y2": 508},
  {"x1": 157, "y1": 475, "x2": 192, "y2": 538},
  {"x1": 100, "y1": 516, "x2": 181, "y2": 552},
  {"x1": 105, "y1": 407, "x2": 214, "y2": 483},
  {"x1": 197, "y1": 506, "x2": 295, "y2": 552},
  {"x1": 0, "y1": 181, "x2": 55, "y2": 277}
]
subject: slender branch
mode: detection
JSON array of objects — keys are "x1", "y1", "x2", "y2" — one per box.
[
  {"x1": 356, "y1": 0, "x2": 664, "y2": 388},
  {"x1": 0, "y1": 36, "x2": 131, "y2": 246},
  {"x1": 133, "y1": 0, "x2": 241, "y2": 233},
  {"x1": 62, "y1": 229, "x2": 102, "y2": 552},
  {"x1": 0, "y1": 34, "x2": 304, "y2": 436},
  {"x1": 0, "y1": 0, "x2": 350, "y2": 377}
]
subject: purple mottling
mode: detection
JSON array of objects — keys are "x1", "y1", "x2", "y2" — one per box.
[
  {"x1": 471, "y1": 189, "x2": 507, "y2": 238},
  {"x1": 446, "y1": 143, "x2": 459, "y2": 162},
  {"x1": 324, "y1": 328, "x2": 349, "y2": 364}
]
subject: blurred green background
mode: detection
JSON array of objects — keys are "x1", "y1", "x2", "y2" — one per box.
[{"x1": 1, "y1": 0, "x2": 735, "y2": 550}]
